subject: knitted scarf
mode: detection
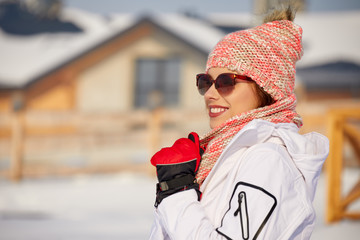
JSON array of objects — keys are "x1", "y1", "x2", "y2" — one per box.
[{"x1": 196, "y1": 93, "x2": 302, "y2": 186}]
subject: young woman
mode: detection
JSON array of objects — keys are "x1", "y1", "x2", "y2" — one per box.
[{"x1": 149, "y1": 6, "x2": 329, "y2": 240}]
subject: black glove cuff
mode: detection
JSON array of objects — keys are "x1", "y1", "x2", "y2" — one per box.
[
  {"x1": 158, "y1": 174, "x2": 195, "y2": 191},
  {"x1": 154, "y1": 174, "x2": 200, "y2": 207}
]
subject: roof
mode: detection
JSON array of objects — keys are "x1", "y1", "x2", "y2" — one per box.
[
  {"x1": 0, "y1": 6, "x2": 224, "y2": 89},
  {"x1": 0, "y1": 6, "x2": 134, "y2": 89},
  {"x1": 297, "y1": 60, "x2": 360, "y2": 92},
  {"x1": 0, "y1": 5, "x2": 360, "y2": 90},
  {"x1": 0, "y1": 1, "x2": 83, "y2": 35},
  {"x1": 294, "y1": 11, "x2": 360, "y2": 68}
]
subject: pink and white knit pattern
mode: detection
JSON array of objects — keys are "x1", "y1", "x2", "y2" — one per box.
[{"x1": 196, "y1": 20, "x2": 304, "y2": 186}]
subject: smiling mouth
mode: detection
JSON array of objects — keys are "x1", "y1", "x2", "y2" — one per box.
[{"x1": 209, "y1": 106, "x2": 228, "y2": 117}]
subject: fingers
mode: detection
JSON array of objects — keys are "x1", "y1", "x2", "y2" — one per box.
[
  {"x1": 188, "y1": 132, "x2": 205, "y2": 157},
  {"x1": 188, "y1": 132, "x2": 200, "y2": 145},
  {"x1": 151, "y1": 132, "x2": 205, "y2": 167}
]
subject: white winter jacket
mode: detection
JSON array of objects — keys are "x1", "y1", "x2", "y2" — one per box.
[{"x1": 149, "y1": 119, "x2": 329, "y2": 240}]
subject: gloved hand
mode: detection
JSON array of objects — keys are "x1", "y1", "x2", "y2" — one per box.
[{"x1": 151, "y1": 132, "x2": 205, "y2": 207}]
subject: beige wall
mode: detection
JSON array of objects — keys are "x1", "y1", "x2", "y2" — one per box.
[
  {"x1": 76, "y1": 29, "x2": 207, "y2": 113},
  {"x1": 76, "y1": 51, "x2": 129, "y2": 113}
]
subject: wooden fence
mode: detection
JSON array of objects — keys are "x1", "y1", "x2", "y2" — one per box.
[
  {"x1": 326, "y1": 108, "x2": 360, "y2": 223},
  {"x1": 0, "y1": 109, "x2": 208, "y2": 181}
]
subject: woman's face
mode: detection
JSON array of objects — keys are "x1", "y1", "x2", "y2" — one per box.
[{"x1": 204, "y1": 68, "x2": 259, "y2": 129}]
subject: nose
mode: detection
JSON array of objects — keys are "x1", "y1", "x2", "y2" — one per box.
[{"x1": 204, "y1": 83, "x2": 220, "y2": 101}]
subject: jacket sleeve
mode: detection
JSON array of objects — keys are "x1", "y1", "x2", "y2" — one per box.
[
  {"x1": 149, "y1": 143, "x2": 316, "y2": 240},
  {"x1": 150, "y1": 189, "x2": 226, "y2": 240},
  {"x1": 149, "y1": 208, "x2": 170, "y2": 240}
]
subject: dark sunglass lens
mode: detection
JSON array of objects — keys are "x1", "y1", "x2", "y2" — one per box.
[
  {"x1": 197, "y1": 75, "x2": 212, "y2": 95},
  {"x1": 215, "y1": 74, "x2": 235, "y2": 95}
]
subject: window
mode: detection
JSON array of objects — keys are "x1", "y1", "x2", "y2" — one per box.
[{"x1": 135, "y1": 57, "x2": 180, "y2": 108}]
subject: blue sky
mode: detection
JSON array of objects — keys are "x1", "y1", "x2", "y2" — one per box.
[{"x1": 64, "y1": 0, "x2": 360, "y2": 15}]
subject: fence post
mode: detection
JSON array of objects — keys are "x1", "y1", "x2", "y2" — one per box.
[
  {"x1": 10, "y1": 91, "x2": 25, "y2": 182},
  {"x1": 326, "y1": 110, "x2": 344, "y2": 222}
]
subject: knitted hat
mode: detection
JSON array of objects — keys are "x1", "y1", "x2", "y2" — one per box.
[{"x1": 206, "y1": 8, "x2": 303, "y2": 101}]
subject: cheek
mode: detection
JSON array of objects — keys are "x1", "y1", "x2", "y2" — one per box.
[{"x1": 228, "y1": 85, "x2": 259, "y2": 114}]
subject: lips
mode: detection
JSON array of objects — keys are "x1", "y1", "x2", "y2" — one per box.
[{"x1": 208, "y1": 105, "x2": 228, "y2": 118}]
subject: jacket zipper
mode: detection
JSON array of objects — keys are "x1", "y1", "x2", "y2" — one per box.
[{"x1": 234, "y1": 191, "x2": 249, "y2": 240}]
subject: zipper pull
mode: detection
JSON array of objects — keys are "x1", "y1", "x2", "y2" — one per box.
[{"x1": 234, "y1": 191, "x2": 249, "y2": 240}]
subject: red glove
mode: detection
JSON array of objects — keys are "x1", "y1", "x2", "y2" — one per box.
[{"x1": 151, "y1": 132, "x2": 204, "y2": 207}]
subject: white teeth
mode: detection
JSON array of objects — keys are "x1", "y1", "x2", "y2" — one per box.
[{"x1": 210, "y1": 108, "x2": 226, "y2": 113}]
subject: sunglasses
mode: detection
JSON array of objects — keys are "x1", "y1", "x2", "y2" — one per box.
[{"x1": 196, "y1": 73, "x2": 252, "y2": 96}]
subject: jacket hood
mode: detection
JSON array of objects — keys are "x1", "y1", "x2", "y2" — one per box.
[{"x1": 227, "y1": 119, "x2": 329, "y2": 201}]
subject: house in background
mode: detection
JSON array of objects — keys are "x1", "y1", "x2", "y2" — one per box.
[
  {"x1": 0, "y1": 2, "x2": 225, "y2": 177},
  {"x1": 0, "y1": 1, "x2": 359, "y2": 178}
]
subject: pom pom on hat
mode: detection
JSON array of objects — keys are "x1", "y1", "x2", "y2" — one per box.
[
  {"x1": 262, "y1": 4, "x2": 296, "y2": 23},
  {"x1": 206, "y1": 6, "x2": 303, "y2": 101}
]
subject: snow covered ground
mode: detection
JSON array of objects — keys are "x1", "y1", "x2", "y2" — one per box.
[{"x1": 0, "y1": 169, "x2": 359, "y2": 239}]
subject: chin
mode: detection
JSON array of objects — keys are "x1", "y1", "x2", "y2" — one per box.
[{"x1": 210, "y1": 119, "x2": 223, "y2": 129}]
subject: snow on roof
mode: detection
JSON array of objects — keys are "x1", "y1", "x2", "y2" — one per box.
[
  {"x1": 150, "y1": 13, "x2": 225, "y2": 54},
  {"x1": 0, "y1": 9, "x2": 225, "y2": 89},
  {"x1": 0, "y1": 8, "x2": 135, "y2": 88},
  {"x1": 295, "y1": 11, "x2": 360, "y2": 68},
  {"x1": 0, "y1": 8, "x2": 359, "y2": 89}
]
